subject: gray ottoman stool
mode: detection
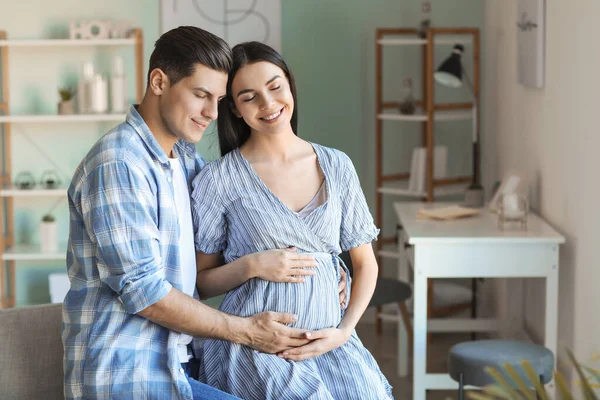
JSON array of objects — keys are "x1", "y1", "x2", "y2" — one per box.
[{"x1": 448, "y1": 340, "x2": 554, "y2": 399}]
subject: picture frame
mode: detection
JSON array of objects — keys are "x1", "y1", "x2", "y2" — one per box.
[{"x1": 517, "y1": 0, "x2": 546, "y2": 88}]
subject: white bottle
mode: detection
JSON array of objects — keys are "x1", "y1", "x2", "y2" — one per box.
[
  {"x1": 77, "y1": 62, "x2": 94, "y2": 114},
  {"x1": 89, "y1": 74, "x2": 108, "y2": 114},
  {"x1": 110, "y1": 56, "x2": 127, "y2": 113}
]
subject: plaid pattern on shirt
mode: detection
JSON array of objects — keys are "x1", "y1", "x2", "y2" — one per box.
[{"x1": 62, "y1": 106, "x2": 205, "y2": 399}]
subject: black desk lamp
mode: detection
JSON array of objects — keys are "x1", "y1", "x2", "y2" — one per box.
[{"x1": 434, "y1": 44, "x2": 484, "y2": 207}]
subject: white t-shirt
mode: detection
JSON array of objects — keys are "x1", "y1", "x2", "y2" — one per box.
[{"x1": 169, "y1": 157, "x2": 196, "y2": 363}]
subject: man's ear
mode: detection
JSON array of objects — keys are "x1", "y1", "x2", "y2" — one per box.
[{"x1": 148, "y1": 68, "x2": 169, "y2": 95}]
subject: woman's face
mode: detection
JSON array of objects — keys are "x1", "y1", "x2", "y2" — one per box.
[{"x1": 230, "y1": 61, "x2": 294, "y2": 135}]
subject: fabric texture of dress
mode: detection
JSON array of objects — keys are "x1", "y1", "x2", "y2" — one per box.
[{"x1": 191, "y1": 143, "x2": 393, "y2": 400}]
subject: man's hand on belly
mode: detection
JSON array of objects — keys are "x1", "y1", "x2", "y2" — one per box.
[{"x1": 240, "y1": 311, "x2": 319, "y2": 354}]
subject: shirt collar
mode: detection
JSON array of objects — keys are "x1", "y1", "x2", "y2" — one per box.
[{"x1": 126, "y1": 105, "x2": 197, "y2": 163}]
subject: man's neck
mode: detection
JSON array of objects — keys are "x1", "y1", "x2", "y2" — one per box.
[{"x1": 137, "y1": 99, "x2": 177, "y2": 158}]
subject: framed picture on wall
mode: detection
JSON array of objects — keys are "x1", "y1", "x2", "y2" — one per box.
[
  {"x1": 517, "y1": 0, "x2": 546, "y2": 88},
  {"x1": 160, "y1": 0, "x2": 282, "y2": 53}
]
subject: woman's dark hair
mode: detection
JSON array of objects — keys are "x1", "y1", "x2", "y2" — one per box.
[
  {"x1": 148, "y1": 26, "x2": 232, "y2": 86},
  {"x1": 218, "y1": 41, "x2": 299, "y2": 156}
]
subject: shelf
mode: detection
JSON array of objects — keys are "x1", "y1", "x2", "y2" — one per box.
[
  {"x1": 377, "y1": 109, "x2": 473, "y2": 122},
  {"x1": 0, "y1": 187, "x2": 67, "y2": 197},
  {"x1": 377, "y1": 36, "x2": 473, "y2": 46},
  {"x1": 2, "y1": 244, "x2": 66, "y2": 261},
  {"x1": 0, "y1": 38, "x2": 135, "y2": 47},
  {"x1": 0, "y1": 114, "x2": 126, "y2": 123},
  {"x1": 378, "y1": 181, "x2": 468, "y2": 198}
]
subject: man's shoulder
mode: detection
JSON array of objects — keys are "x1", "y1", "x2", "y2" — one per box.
[{"x1": 82, "y1": 123, "x2": 150, "y2": 174}]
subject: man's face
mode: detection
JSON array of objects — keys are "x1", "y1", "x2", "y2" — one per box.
[{"x1": 158, "y1": 63, "x2": 228, "y2": 144}]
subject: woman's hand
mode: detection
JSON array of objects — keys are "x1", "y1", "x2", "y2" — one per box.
[
  {"x1": 276, "y1": 327, "x2": 351, "y2": 361},
  {"x1": 248, "y1": 247, "x2": 318, "y2": 283}
]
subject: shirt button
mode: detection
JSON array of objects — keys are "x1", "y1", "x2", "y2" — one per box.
[{"x1": 179, "y1": 368, "x2": 185, "y2": 374}]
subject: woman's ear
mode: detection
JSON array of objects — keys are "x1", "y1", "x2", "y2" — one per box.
[{"x1": 231, "y1": 105, "x2": 242, "y2": 118}]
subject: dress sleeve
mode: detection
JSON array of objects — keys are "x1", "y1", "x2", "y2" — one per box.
[
  {"x1": 339, "y1": 153, "x2": 380, "y2": 251},
  {"x1": 191, "y1": 165, "x2": 227, "y2": 254}
]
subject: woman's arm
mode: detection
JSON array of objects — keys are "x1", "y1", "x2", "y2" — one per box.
[
  {"x1": 196, "y1": 249, "x2": 318, "y2": 299},
  {"x1": 278, "y1": 243, "x2": 377, "y2": 361}
]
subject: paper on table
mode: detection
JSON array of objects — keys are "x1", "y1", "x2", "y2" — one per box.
[{"x1": 417, "y1": 205, "x2": 480, "y2": 220}]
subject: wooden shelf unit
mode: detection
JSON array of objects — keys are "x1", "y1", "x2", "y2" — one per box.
[{"x1": 374, "y1": 27, "x2": 480, "y2": 332}]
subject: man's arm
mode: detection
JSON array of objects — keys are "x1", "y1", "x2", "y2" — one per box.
[{"x1": 138, "y1": 288, "x2": 316, "y2": 353}]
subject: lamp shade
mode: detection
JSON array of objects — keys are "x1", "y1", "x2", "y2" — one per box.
[{"x1": 434, "y1": 44, "x2": 464, "y2": 88}]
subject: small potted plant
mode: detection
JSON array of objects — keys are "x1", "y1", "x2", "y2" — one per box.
[
  {"x1": 58, "y1": 87, "x2": 76, "y2": 115},
  {"x1": 40, "y1": 213, "x2": 58, "y2": 253}
]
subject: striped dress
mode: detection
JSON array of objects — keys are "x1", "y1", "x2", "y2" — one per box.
[{"x1": 190, "y1": 143, "x2": 393, "y2": 400}]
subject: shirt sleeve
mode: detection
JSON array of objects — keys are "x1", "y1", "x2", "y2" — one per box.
[
  {"x1": 190, "y1": 165, "x2": 227, "y2": 254},
  {"x1": 83, "y1": 161, "x2": 172, "y2": 314},
  {"x1": 339, "y1": 153, "x2": 380, "y2": 251}
]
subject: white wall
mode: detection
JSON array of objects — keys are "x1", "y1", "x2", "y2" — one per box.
[{"x1": 482, "y1": 0, "x2": 600, "y2": 373}]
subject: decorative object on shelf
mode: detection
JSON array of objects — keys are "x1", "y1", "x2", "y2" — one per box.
[
  {"x1": 435, "y1": 44, "x2": 484, "y2": 208},
  {"x1": 77, "y1": 62, "x2": 94, "y2": 114},
  {"x1": 497, "y1": 192, "x2": 529, "y2": 230},
  {"x1": 110, "y1": 56, "x2": 127, "y2": 113},
  {"x1": 517, "y1": 0, "x2": 545, "y2": 88},
  {"x1": 40, "y1": 170, "x2": 61, "y2": 189},
  {"x1": 418, "y1": 1, "x2": 431, "y2": 39},
  {"x1": 89, "y1": 74, "x2": 108, "y2": 114},
  {"x1": 69, "y1": 20, "x2": 134, "y2": 40},
  {"x1": 399, "y1": 77, "x2": 416, "y2": 115},
  {"x1": 40, "y1": 213, "x2": 58, "y2": 253},
  {"x1": 14, "y1": 171, "x2": 36, "y2": 189},
  {"x1": 57, "y1": 87, "x2": 76, "y2": 115}
]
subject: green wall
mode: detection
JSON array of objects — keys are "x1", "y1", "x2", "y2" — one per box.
[{"x1": 2, "y1": 0, "x2": 483, "y2": 306}]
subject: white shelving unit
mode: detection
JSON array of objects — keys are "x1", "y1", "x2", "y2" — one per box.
[
  {"x1": 0, "y1": 114, "x2": 126, "y2": 123},
  {"x1": 0, "y1": 38, "x2": 135, "y2": 47},
  {"x1": 2, "y1": 244, "x2": 67, "y2": 261},
  {"x1": 0, "y1": 29, "x2": 145, "y2": 308},
  {"x1": 0, "y1": 187, "x2": 67, "y2": 197}
]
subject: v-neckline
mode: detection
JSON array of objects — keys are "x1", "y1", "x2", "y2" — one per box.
[{"x1": 236, "y1": 142, "x2": 330, "y2": 219}]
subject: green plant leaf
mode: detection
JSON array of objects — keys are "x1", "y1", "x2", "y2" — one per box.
[
  {"x1": 502, "y1": 363, "x2": 535, "y2": 400},
  {"x1": 554, "y1": 371, "x2": 574, "y2": 400},
  {"x1": 521, "y1": 360, "x2": 549, "y2": 400},
  {"x1": 485, "y1": 366, "x2": 522, "y2": 399},
  {"x1": 566, "y1": 348, "x2": 598, "y2": 400}
]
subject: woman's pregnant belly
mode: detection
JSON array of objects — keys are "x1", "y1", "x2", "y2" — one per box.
[{"x1": 219, "y1": 252, "x2": 343, "y2": 330}]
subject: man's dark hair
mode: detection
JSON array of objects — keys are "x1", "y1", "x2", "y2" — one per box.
[{"x1": 147, "y1": 26, "x2": 232, "y2": 86}]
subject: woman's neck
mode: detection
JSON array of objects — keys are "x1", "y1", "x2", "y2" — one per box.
[{"x1": 242, "y1": 128, "x2": 304, "y2": 163}]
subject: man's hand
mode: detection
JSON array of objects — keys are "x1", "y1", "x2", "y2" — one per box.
[
  {"x1": 338, "y1": 268, "x2": 348, "y2": 309},
  {"x1": 277, "y1": 328, "x2": 351, "y2": 361},
  {"x1": 242, "y1": 311, "x2": 319, "y2": 354}
]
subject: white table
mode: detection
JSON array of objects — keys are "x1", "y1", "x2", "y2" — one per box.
[{"x1": 394, "y1": 202, "x2": 565, "y2": 400}]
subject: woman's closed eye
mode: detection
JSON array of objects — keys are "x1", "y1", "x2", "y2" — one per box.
[{"x1": 242, "y1": 95, "x2": 256, "y2": 103}]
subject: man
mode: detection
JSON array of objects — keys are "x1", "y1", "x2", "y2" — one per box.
[{"x1": 63, "y1": 26, "x2": 346, "y2": 400}]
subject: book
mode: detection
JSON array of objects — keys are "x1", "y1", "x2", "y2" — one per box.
[{"x1": 417, "y1": 205, "x2": 480, "y2": 220}]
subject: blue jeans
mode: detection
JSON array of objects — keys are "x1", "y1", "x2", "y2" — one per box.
[{"x1": 182, "y1": 362, "x2": 241, "y2": 400}]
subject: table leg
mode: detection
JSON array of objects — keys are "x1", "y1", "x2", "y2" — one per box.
[{"x1": 413, "y1": 250, "x2": 428, "y2": 400}]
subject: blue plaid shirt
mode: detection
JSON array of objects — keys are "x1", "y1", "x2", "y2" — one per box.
[{"x1": 62, "y1": 106, "x2": 204, "y2": 399}]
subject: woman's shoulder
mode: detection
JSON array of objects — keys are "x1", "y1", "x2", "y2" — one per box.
[
  {"x1": 312, "y1": 142, "x2": 355, "y2": 174},
  {"x1": 194, "y1": 150, "x2": 239, "y2": 185}
]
